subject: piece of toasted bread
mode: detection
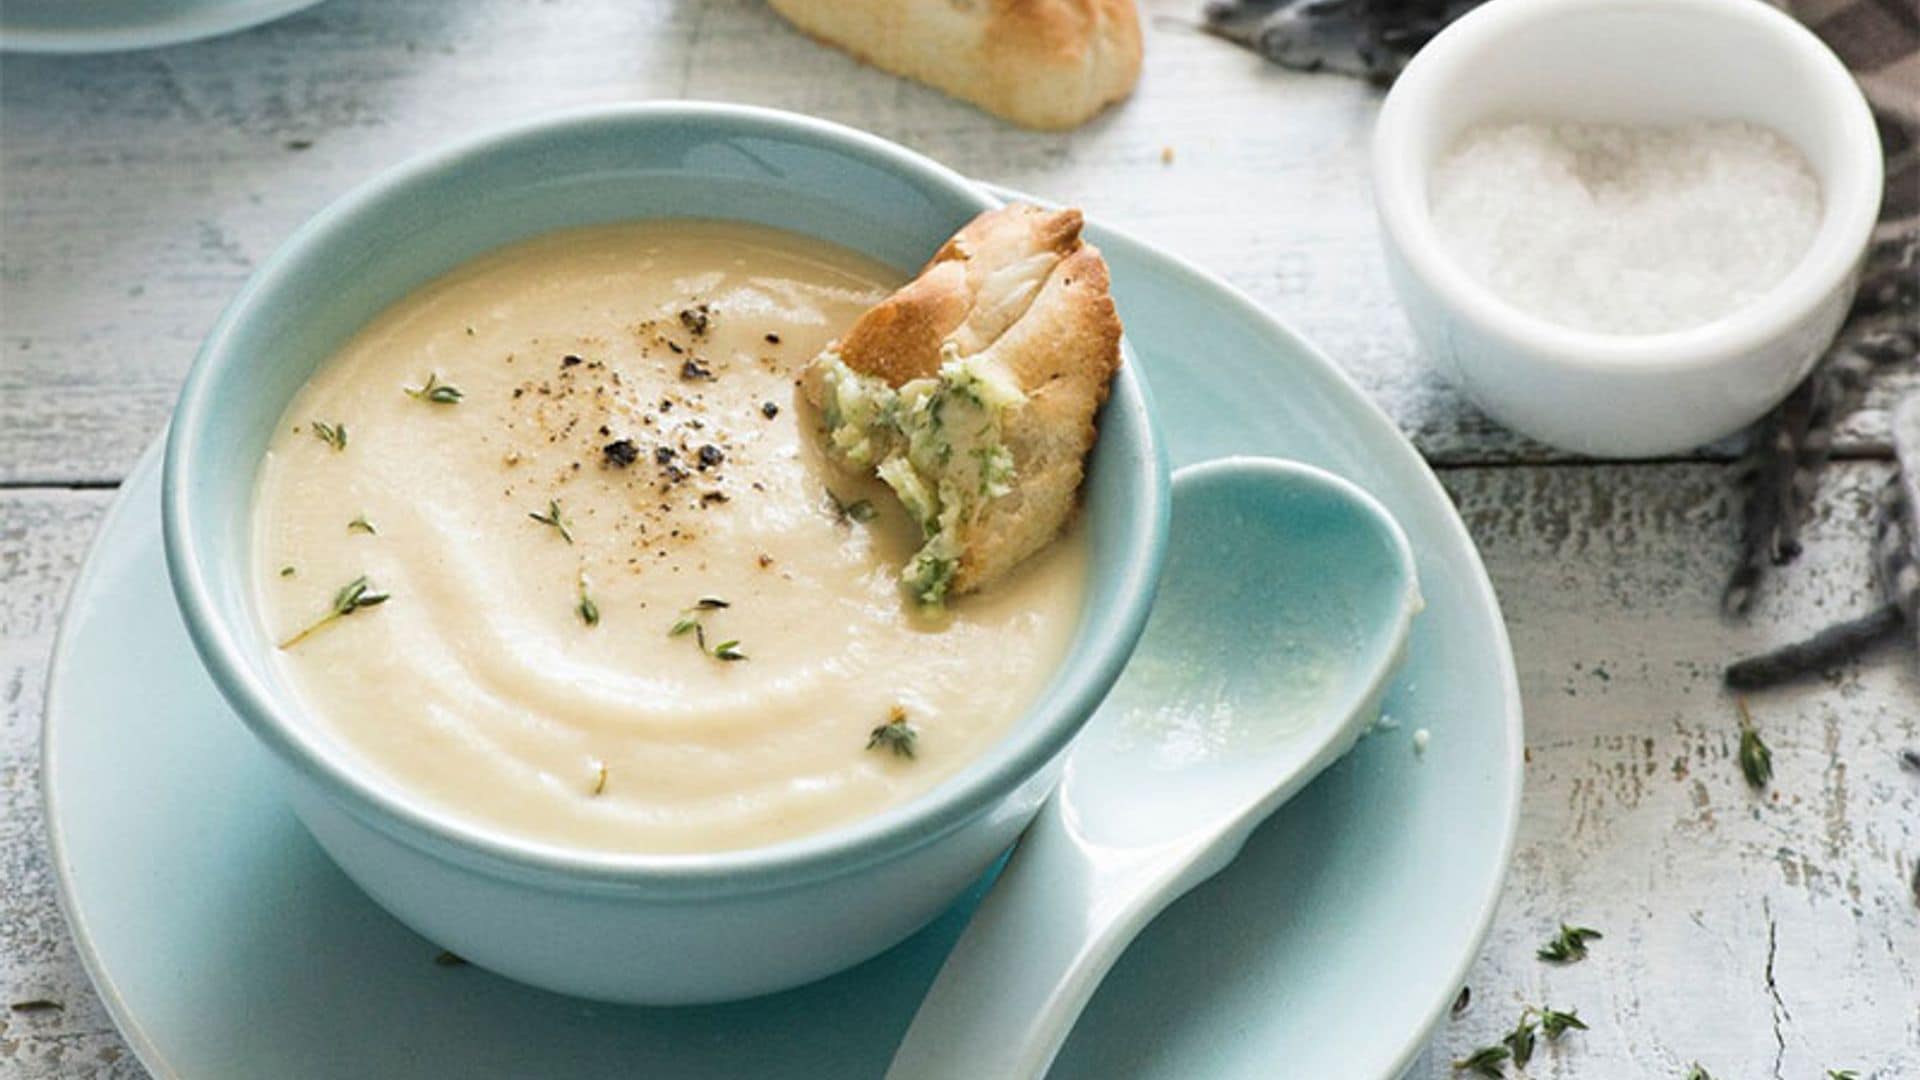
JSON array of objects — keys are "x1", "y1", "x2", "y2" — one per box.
[
  {"x1": 802, "y1": 203, "x2": 1122, "y2": 600},
  {"x1": 766, "y1": 0, "x2": 1142, "y2": 131}
]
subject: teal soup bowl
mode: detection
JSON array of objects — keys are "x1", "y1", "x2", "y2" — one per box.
[{"x1": 162, "y1": 103, "x2": 1169, "y2": 1004}]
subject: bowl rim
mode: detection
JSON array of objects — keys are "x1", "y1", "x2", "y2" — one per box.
[
  {"x1": 1371, "y1": 0, "x2": 1884, "y2": 372},
  {"x1": 162, "y1": 100, "x2": 1171, "y2": 897}
]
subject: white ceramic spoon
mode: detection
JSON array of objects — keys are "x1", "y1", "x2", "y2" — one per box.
[{"x1": 887, "y1": 456, "x2": 1422, "y2": 1080}]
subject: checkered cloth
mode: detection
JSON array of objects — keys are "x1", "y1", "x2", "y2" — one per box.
[{"x1": 1205, "y1": 0, "x2": 1920, "y2": 678}]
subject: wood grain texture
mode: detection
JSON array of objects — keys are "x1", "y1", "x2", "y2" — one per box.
[
  {"x1": 0, "y1": 491, "x2": 140, "y2": 1079},
  {"x1": 1421, "y1": 460, "x2": 1920, "y2": 1080},
  {"x1": 1, "y1": 0, "x2": 1908, "y2": 484}
]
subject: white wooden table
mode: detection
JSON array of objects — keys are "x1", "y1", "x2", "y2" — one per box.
[{"x1": 3, "y1": 2, "x2": 1916, "y2": 1076}]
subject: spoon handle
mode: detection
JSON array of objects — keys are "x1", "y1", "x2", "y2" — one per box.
[{"x1": 886, "y1": 800, "x2": 1197, "y2": 1080}]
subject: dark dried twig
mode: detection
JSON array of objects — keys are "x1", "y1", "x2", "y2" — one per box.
[
  {"x1": 1880, "y1": 394, "x2": 1920, "y2": 628},
  {"x1": 1724, "y1": 604, "x2": 1907, "y2": 690}
]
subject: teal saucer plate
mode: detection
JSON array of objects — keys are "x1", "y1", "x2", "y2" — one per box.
[
  {"x1": 42, "y1": 196, "x2": 1522, "y2": 1078},
  {"x1": 0, "y1": 0, "x2": 323, "y2": 53}
]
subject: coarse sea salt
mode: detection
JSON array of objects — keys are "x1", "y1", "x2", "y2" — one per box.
[{"x1": 1429, "y1": 119, "x2": 1822, "y2": 336}]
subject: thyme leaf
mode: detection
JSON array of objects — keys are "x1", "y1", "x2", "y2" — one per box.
[
  {"x1": 1736, "y1": 697, "x2": 1773, "y2": 788},
  {"x1": 867, "y1": 706, "x2": 918, "y2": 759},
  {"x1": 279, "y1": 565, "x2": 296, "y2": 578},
  {"x1": 576, "y1": 574, "x2": 599, "y2": 627},
  {"x1": 1451, "y1": 1045, "x2": 1509, "y2": 1078},
  {"x1": 1828, "y1": 1072, "x2": 1860, "y2": 1080},
  {"x1": 1537, "y1": 922, "x2": 1602, "y2": 963},
  {"x1": 670, "y1": 600, "x2": 741, "y2": 659},
  {"x1": 433, "y1": 950, "x2": 468, "y2": 967},
  {"x1": 347, "y1": 514, "x2": 377, "y2": 535},
  {"x1": 1503, "y1": 1016, "x2": 1537, "y2": 1068},
  {"x1": 1473, "y1": 1004, "x2": 1586, "y2": 1075},
  {"x1": 592, "y1": 760, "x2": 608, "y2": 796},
  {"x1": 827, "y1": 489, "x2": 876, "y2": 525},
  {"x1": 529, "y1": 500, "x2": 574, "y2": 544},
  {"x1": 1685, "y1": 1064, "x2": 1714, "y2": 1080},
  {"x1": 279, "y1": 575, "x2": 388, "y2": 648},
  {"x1": 405, "y1": 372, "x2": 464, "y2": 404},
  {"x1": 1538, "y1": 1006, "x2": 1587, "y2": 1039},
  {"x1": 312, "y1": 420, "x2": 347, "y2": 451},
  {"x1": 9, "y1": 1000, "x2": 62, "y2": 1013}
]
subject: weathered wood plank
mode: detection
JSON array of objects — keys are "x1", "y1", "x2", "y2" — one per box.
[
  {"x1": 3, "y1": 0, "x2": 1905, "y2": 484},
  {"x1": 1421, "y1": 460, "x2": 1920, "y2": 1079},
  {"x1": 0, "y1": 490, "x2": 139, "y2": 1079}
]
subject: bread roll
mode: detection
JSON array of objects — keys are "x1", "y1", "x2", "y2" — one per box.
[{"x1": 768, "y1": 0, "x2": 1142, "y2": 131}]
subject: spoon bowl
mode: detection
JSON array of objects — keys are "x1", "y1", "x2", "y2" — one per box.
[
  {"x1": 889, "y1": 456, "x2": 1420, "y2": 1079},
  {"x1": 1069, "y1": 457, "x2": 1422, "y2": 850}
]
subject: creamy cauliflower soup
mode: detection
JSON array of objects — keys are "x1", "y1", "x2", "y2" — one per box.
[{"x1": 254, "y1": 222, "x2": 1086, "y2": 854}]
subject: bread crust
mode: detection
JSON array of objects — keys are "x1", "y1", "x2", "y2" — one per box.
[
  {"x1": 767, "y1": 0, "x2": 1143, "y2": 131},
  {"x1": 804, "y1": 203, "x2": 1122, "y2": 596}
]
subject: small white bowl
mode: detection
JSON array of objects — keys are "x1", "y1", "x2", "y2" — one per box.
[{"x1": 1373, "y1": 0, "x2": 1882, "y2": 458}]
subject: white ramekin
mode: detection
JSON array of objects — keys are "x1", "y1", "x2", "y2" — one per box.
[{"x1": 1373, "y1": 0, "x2": 1883, "y2": 457}]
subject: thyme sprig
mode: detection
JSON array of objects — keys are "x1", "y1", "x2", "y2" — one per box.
[
  {"x1": 867, "y1": 706, "x2": 918, "y2": 759},
  {"x1": 576, "y1": 573, "x2": 599, "y2": 627},
  {"x1": 312, "y1": 420, "x2": 347, "y2": 451},
  {"x1": 348, "y1": 515, "x2": 377, "y2": 535},
  {"x1": 279, "y1": 575, "x2": 389, "y2": 648},
  {"x1": 1461, "y1": 1004, "x2": 1586, "y2": 1077},
  {"x1": 1736, "y1": 697, "x2": 1773, "y2": 788},
  {"x1": 405, "y1": 372, "x2": 464, "y2": 404},
  {"x1": 1537, "y1": 922, "x2": 1602, "y2": 963},
  {"x1": 529, "y1": 499, "x2": 574, "y2": 544},
  {"x1": 669, "y1": 598, "x2": 741, "y2": 659}
]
